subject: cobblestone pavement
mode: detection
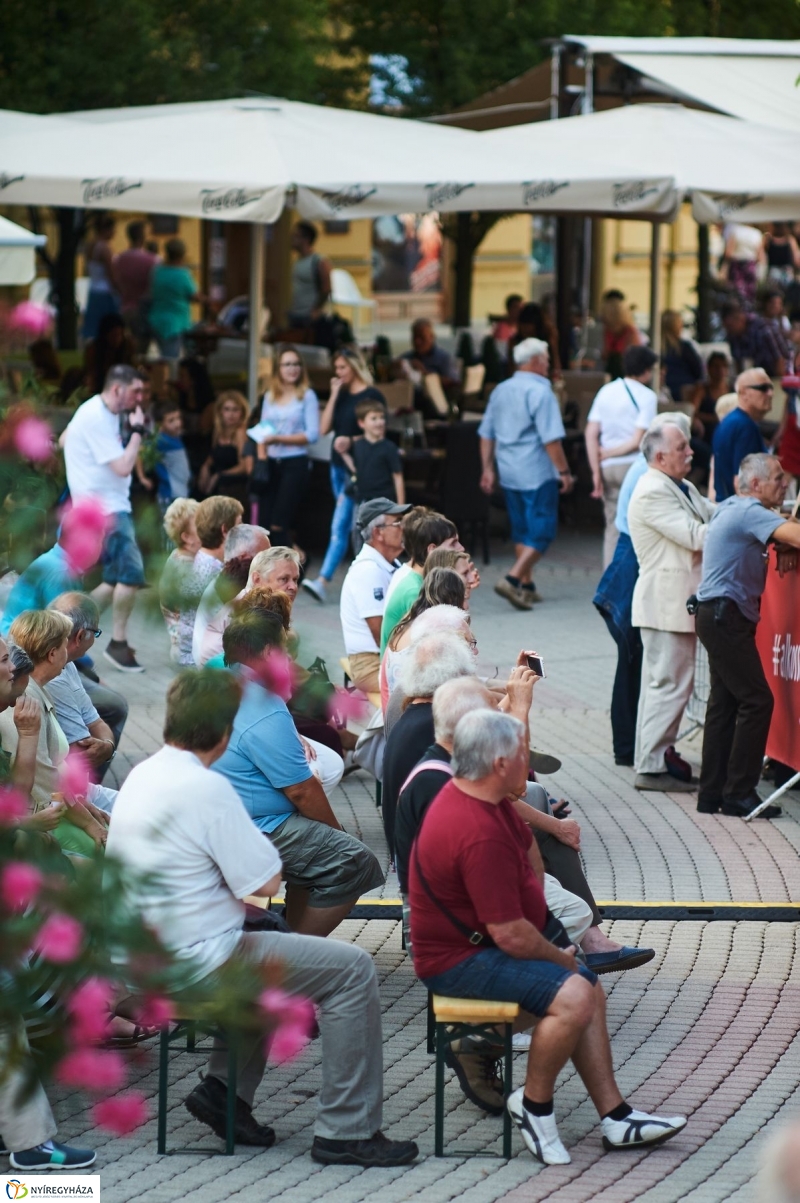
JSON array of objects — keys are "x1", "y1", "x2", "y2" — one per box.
[{"x1": 63, "y1": 531, "x2": 800, "y2": 1202}]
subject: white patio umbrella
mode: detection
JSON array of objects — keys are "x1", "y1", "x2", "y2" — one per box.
[{"x1": 0, "y1": 215, "x2": 46, "y2": 285}]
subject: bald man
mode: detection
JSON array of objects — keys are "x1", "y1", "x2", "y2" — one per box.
[{"x1": 711, "y1": 368, "x2": 772, "y2": 502}]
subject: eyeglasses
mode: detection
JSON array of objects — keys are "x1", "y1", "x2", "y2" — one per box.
[
  {"x1": 746, "y1": 383, "x2": 774, "y2": 393},
  {"x1": 379, "y1": 520, "x2": 404, "y2": 530},
  {"x1": 281, "y1": 361, "x2": 302, "y2": 369}
]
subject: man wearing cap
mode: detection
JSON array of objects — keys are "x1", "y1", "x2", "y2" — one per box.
[
  {"x1": 479, "y1": 338, "x2": 573, "y2": 609},
  {"x1": 339, "y1": 498, "x2": 411, "y2": 693}
]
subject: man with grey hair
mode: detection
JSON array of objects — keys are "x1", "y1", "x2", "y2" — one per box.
[
  {"x1": 46, "y1": 592, "x2": 126, "y2": 781},
  {"x1": 695, "y1": 453, "x2": 800, "y2": 818},
  {"x1": 339, "y1": 497, "x2": 411, "y2": 692},
  {"x1": 410, "y1": 708, "x2": 686, "y2": 1164},
  {"x1": 479, "y1": 337, "x2": 573, "y2": 609},
  {"x1": 628, "y1": 421, "x2": 714, "y2": 791},
  {"x1": 192, "y1": 524, "x2": 270, "y2": 666}
]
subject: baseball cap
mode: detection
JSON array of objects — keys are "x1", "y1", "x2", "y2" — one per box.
[{"x1": 356, "y1": 498, "x2": 412, "y2": 531}]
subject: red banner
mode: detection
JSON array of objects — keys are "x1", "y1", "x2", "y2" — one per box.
[{"x1": 756, "y1": 547, "x2": 800, "y2": 772}]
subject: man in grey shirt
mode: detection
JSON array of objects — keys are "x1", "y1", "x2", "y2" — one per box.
[{"x1": 695, "y1": 454, "x2": 800, "y2": 818}]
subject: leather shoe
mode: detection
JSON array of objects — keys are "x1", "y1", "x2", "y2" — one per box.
[
  {"x1": 184, "y1": 1075, "x2": 275, "y2": 1147},
  {"x1": 311, "y1": 1131, "x2": 418, "y2": 1166},
  {"x1": 696, "y1": 799, "x2": 721, "y2": 814},
  {"x1": 664, "y1": 745, "x2": 693, "y2": 782},
  {"x1": 585, "y1": 946, "x2": 655, "y2": 974},
  {"x1": 634, "y1": 773, "x2": 697, "y2": 793},
  {"x1": 722, "y1": 791, "x2": 782, "y2": 819}
]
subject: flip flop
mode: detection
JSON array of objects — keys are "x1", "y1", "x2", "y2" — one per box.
[{"x1": 103, "y1": 1023, "x2": 160, "y2": 1048}]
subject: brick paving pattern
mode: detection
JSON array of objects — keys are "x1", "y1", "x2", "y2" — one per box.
[{"x1": 58, "y1": 533, "x2": 800, "y2": 1201}]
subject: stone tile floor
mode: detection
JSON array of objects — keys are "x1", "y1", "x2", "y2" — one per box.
[{"x1": 54, "y1": 531, "x2": 800, "y2": 1202}]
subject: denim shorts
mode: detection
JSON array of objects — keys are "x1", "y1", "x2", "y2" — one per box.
[
  {"x1": 504, "y1": 479, "x2": 560, "y2": 553},
  {"x1": 102, "y1": 512, "x2": 146, "y2": 587},
  {"x1": 421, "y1": 946, "x2": 597, "y2": 1019}
]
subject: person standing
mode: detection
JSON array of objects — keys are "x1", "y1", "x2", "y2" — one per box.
[
  {"x1": 148, "y1": 238, "x2": 203, "y2": 360},
  {"x1": 720, "y1": 301, "x2": 786, "y2": 379},
  {"x1": 695, "y1": 454, "x2": 800, "y2": 818},
  {"x1": 479, "y1": 338, "x2": 573, "y2": 610},
  {"x1": 711, "y1": 369, "x2": 773, "y2": 501},
  {"x1": 62, "y1": 364, "x2": 148, "y2": 673},
  {"x1": 113, "y1": 220, "x2": 158, "y2": 350},
  {"x1": 82, "y1": 215, "x2": 119, "y2": 342},
  {"x1": 628, "y1": 423, "x2": 714, "y2": 792},
  {"x1": 585, "y1": 346, "x2": 658, "y2": 568},
  {"x1": 288, "y1": 221, "x2": 331, "y2": 328}
]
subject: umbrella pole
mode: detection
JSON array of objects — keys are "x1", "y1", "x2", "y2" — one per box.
[
  {"x1": 248, "y1": 223, "x2": 265, "y2": 412},
  {"x1": 649, "y1": 223, "x2": 661, "y2": 359}
]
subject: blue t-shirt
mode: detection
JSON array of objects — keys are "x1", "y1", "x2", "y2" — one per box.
[
  {"x1": 478, "y1": 371, "x2": 565, "y2": 492},
  {"x1": 614, "y1": 455, "x2": 648, "y2": 536},
  {"x1": 211, "y1": 676, "x2": 311, "y2": 833},
  {"x1": 712, "y1": 408, "x2": 766, "y2": 502},
  {"x1": 696, "y1": 495, "x2": 784, "y2": 623},
  {"x1": 1, "y1": 544, "x2": 80, "y2": 635}
]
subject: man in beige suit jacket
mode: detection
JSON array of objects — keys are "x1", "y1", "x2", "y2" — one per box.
[{"x1": 628, "y1": 424, "x2": 714, "y2": 791}]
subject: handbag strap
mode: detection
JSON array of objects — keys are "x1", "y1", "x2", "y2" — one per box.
[
  {"x1": 412, "y1": 810, "x2": 494, "y2": 948},
  {"x1": 622, "y1": 379, "x2": 640, "y2": 413}
]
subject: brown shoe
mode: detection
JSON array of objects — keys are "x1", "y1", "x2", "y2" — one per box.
[
  {"x1": 103, "y1": 640, "x2": 145, "y2": 673},
  {"x1": 494, "y1": 578, "x2": 534, "y2": 611},
  {"x1": 445, "y1": 1039, "x2": 505, "y2": 1115}
]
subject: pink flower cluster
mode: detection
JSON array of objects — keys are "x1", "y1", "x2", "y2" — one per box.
[
  {"x1": 93, "y1": 1093, "x2": 149, "y2": 1136},
  {"x1": 66, "y1": 977, "x2": 115, "y2": 1044},
  {"x1": 9, "y1": 300, "x2": 52, "y2": 339},
  {"x1": 13, "y1": 416, "x2": 52, "y2": 462},
  {"x1": 56, "y1": 1047, "x2": 126, "y2": 1092},
  {"x1": 58, "y1": 750, "x2": 93, "y2": 800},
  {"x1": 32, "y1": 913, "x2": 83, "y2": 963},
  {"x1": 259, "y1": 987, "x2": 315, "y2": 1064},
  {"x1": 0, "y1": 861, "x2": 42, "y2": 910},
  {"x1": 0, "y1": 788, "x2": 28, "y2": 826},
  {"x1": 328, "y1": 686, "x2": 369, "y2": 724},
  {"x1": 60, "y1": 498, "x2": 111, "y2": 575}
]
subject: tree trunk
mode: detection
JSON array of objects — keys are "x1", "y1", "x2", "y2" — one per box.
[
  {"x1": 453, "y1": 211, "x2": 474, "y2": 329},
  {"x1": 53, "y1": 208, "x2": 84, "y2": 350}
]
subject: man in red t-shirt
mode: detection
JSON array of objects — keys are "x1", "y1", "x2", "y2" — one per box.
[{"x1": 409, "y1": 709, "x2": 687, "y2": 1166}]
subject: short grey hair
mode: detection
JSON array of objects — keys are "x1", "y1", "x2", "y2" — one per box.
[
  {"x1": 247, "y1": 545, "x2": 301, "y2": 584},
  {"x1": 739, "y1": 453, "x2": 778, "y2": 494},
  {"x1": 224, "y1": 524, "x2": 270, "y2": 560},
  {"x1": 641, "y1": 423, "x2": 684, "y2": 464},
  {"x1": 397, "y1": 632, "x2": 475, "y2": 700},
  {"x1": 48, "y1": 591, "x2": 100, "y2": 636},
  {"x1": 513, "y1": 337, "x2": 549, "y2": 367},
  {"x1": 648, "y1": 411, "x2": 691, "y2": 440},
  {"x1": 433, "y1": 677, "x2": 492, "y2": 744},
  {"x1": 362, "y1": 515, "x2": 386, "y2": 542},
  {"x1": 409, "y1": 605, "x2": 469, "y2": 644},
  {"x1": 451, "y1": 710, "x2": 525, "y2": 781}
]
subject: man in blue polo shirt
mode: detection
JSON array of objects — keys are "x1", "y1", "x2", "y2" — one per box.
[{"x1": 711, "y1": 368, "x2": 772, "y2": 501}]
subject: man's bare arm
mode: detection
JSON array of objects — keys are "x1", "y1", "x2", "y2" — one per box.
[{"x1": 283, "y1": 778, "x2": 342, "y2": 830}]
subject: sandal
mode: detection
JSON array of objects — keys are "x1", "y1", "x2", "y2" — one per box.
[{"x1": 103, "y1": 1022, "x2": 160, "y2": 1049}]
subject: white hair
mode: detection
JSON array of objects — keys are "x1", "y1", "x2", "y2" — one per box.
[
  {"x1": 397, "y1": 632, "x2": 475, "y2": 700},
  {"x1": 647, "y1": 411, "x2": 691, "y2": 440},
  {"x1": 433, "y1": 677, "x2": 492, "y2": 745},
  {"x1": 641, "y1": 422, "x2": 686, "y2": 464},
  {"x1": 224, "y1": 524, "x2": 269, "y2": 560},
  {"x1": 451, "y1": 711, "x2": 525, "y2": 780},
  {"x1": 409, "y1": 605, "x2": 469, "y2": 645},
  {"x1": 739, "y1": 453, "x2": 778, "y2": 494},
  {"x1": 513, "y1": 337, "x2": 549, "y2": 367},
  {"x1": 247, "y1": 545, "x2": 301, "y2": 586}
]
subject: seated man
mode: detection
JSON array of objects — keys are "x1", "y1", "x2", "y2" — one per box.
[
  {"x1": 397, "y1": 318, "x2": 459, "y2": 416},
  {"x1": 198, "y1": 544, "x2": 297, "y2": 668},
  {"x1": 410, "y1": 708, "x2": 687, "y2": 1165},
  {"x1": 213, "y1": 611, "x2": 383, "y2": 936},
  {"x1": 107, "y1": 669, "x2": 417, "y2": 1167}
]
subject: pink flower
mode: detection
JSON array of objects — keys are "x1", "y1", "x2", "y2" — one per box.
[
  {"x1": 259, "y1": 988, "x2": 314, "y2": 1064},
  {"x1": 267, "y1": 1021, "x2": 311, "y2": 1064},
  {"x1": 254, "y1": 650, "x2": 295, "y2": 702},
  {"x1": 55, "y1": 1048, "x2": 126, "y2": 1092},
  {"x1": 59, "y1": 750, "x2": 92, "y2": 800},
  {"x1": 66, "y1": 978, "x2": 115, "y2": 1044},
  {"x1": 328, "y1": 686, "x2": 369, "y2": 724},
  {"x1": 9, "y1": 300, "x2": 52, "y2": 339},
  {"x1": 13, "y1": 416, "x2": 52, "y2": 462},
  {"x1": 33, "y1": 913, "x2": 83, "y2": 963},
  {"x1": 135, "y1": 995, "x2": 174, "y2": 1030},
  {"x1": 92, "y1": 1092, "x2": 149, "y2": 1136},
  {"x1": 0, "y1": 788, "x2": 28, "y2": 826},
  {"x1": 0, "y1": 862, "x2": 43, "y2": 910},
  {"x1": 60, "y1": 499, "x2": 110, "y2": 575}
]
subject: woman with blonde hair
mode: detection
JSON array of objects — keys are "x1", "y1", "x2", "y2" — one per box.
[
  {"x1": 159, "y1": 497, "x2": 204, "y2": 665},
  {"x1": 600, "y1": 294, "x2": 642, "y2": 378},
  {"x1": 198, "y1": 390, "x2": 252, "y2": 502},
  {"x1": 252, "y1": 345, "x2": 320, "y2": 546},
  {"x1": 302, "y1": 347, "x2": 387, "y2": 602}
]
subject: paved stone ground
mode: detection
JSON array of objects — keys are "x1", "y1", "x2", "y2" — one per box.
[{"x1": 49, "y1": 531, "x2": 800, "y2": 1202}]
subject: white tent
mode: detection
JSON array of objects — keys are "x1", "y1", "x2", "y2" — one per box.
[{"x1": 0, "y1": 215, "x2": 46, "y2": 286}]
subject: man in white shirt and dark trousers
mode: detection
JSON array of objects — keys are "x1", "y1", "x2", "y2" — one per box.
[
  {"x1": 339, "y1": 498, "x2": 410, "y2": 693},
  {"x1": 62, "y1": 364, "x2": 148, "y2": 673},
  {"x1": 586, "y1": 347, "x2": 659, "y2": 568},
  {"x1": 106, "y1": 669, "x2": 418, "y2": 1167}
]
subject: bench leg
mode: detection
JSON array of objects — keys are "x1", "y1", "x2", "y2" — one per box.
[
  {"x1": 375, "y1": 780, "x2": 382, "y2": 810},
  {"x1": 157, "y1": 1027, "x2": 170, "y2": 1155},
  {"x1": 426, "y1": 992, "x2": 435, "y2": 1055},
  {"x1": 185, "y1": 1021, "x2": 196, "y2": 1052},
  {"x1": 502, "y1": 1022, "x2": 512, "y2": 1159},
  {"x1": 434, "y1": 1022, "x2": 446, "y2": 1157},
  {"x1": 225, "y1": 1033, "x2": 237, "y2": 1155}
]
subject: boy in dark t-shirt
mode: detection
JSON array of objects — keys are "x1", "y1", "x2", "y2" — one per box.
[{"x1": 335, "y1": 400, "x2": 405, "y2": 504}]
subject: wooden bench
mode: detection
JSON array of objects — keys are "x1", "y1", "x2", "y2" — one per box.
[
  {"x1": 432, "y1": 994, "x2": 519, "y2": 1158},
  {"x1": 157, "y1": 1010, "x2": 239, "y2": 1155}
]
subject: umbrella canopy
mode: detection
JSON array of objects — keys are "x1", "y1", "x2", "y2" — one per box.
[
  {"x1": 0, "y1": 215, "x2": 46, "y2": 286},
  {"x1": 481, "y1": 104, "x2": 800, "y2": 223},
  {"x1": 0, "y1": 97, "x2": 679, "y2": 222}
]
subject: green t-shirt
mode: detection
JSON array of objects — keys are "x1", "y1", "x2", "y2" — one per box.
[
  {"x1": 380, "y1": 569, "x2": 423, "y2": 654},
  {"x1": 148, "y1": 265, "x2": 197, "y2": 340}
]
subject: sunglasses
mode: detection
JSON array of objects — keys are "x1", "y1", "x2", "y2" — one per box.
[{"x1": 747, "y1": 383, "x2": 774, "y2": 393}]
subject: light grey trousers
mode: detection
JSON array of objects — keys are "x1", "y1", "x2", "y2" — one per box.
[
  {"x1": 0, "y1": 1027, "x2": 57, "y2": 1152},
  {"x1": 635, "y1": 628, "x2": 696, "y2": 774},
  {"x1": 205, "y1": 930, "x2": 383, "y2": 1141}
]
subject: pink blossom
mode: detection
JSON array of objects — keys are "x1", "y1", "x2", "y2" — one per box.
[
  {"x1": 66, "y1": 978, "x2": 115, "y2": 1044},
  {"x1": 33, "y1": 913, "x2": 83, "y2": 963},
  {"x1": 266, "y1": 1021, "x2": 311, "y2": 1064},
  {"x1": 55, "y1": 1047, "x2": 127, "y2": 1092},
  {"x1": 259, "y1": 988, "x2": 314, "y2": 1064},
  {"x1": 13, "y1": 416, "x2": 53, "y2": 462},
  {"x1": 59, "y1": 498, "x2": 110, "y2": 575},
  {"x1": 135, "y1": 995, "x2": 174, "y2": 1030},
  {"x1": 328, "y1": 686, "x2": 369, "y2": 724},
  {"x1": 0, "y1": 788, "x2": 28, "y2": 826},
  {"x1": 0, "y1": 862, "x2": 43, "y2": 910},
  {"x1": 59, "y1": 750, "x2": 92, "y2": 800},
  {"x1": 92, "y1": 1092, "x2": 149, "y2": 1136},
  {"x1": 254, "y1": 650, "x2": 295, "y2": 702},
  {"x1": 9, "y1": 300, "x2": 52, "y2": 339}
]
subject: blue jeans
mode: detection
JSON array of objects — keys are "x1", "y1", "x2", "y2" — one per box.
[{"x1": 319, "y1": 465, "x2": 355, "y2": 581}]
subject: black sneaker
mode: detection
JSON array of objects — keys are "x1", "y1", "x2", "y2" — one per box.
[
  {"x1": 103, "y1": 640, "x2": 145, "y2": 673},
  {"x1": 10, "y1": 1142, "x2": 96, "y2": 1170},
  {"x1": 311, "y1": 1130, "x2": 418, "y2": 1167},
  {"x1": 185, "y1": 1075, "x2": 275, "y2": 1147}
]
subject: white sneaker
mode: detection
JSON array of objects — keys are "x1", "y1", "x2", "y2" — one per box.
[
  {"x1": 506, "y1": 1088, "x2": 570, "y2": 1164},
  {"x1": 512, "y1": 1031, "x2": 532, "y2": 1051},
  {"x1": 601, "y1": 1108, "x2": 687, "y2": 1152},
  {"x1": 301, "y1": 578, "x2": 327, "y2": 603}
]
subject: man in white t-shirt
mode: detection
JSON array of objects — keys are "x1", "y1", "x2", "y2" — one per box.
[
  {"x1": 585, "y1": 346, "x2": 659, "y2": 567},
  {"x1": 339, "y1": 498, "x2": 410, "y2": 693},
  {"x1": 106, "y1": 669, "x2": 418, "y2": 1168},
  {"x1": 62, "y1": 364, "x2": 147, "y2": 672}
]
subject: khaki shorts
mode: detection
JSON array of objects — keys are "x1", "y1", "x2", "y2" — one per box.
[
  {"x1": 269, "y1": 811, "x2": 384, "y2": 907},
  {"x1": 347, "y1": 651, "x2": 380, "y2": 694}
]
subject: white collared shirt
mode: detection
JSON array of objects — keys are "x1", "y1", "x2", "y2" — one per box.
[{"x1": 339, "y1": 542, "x2": 399, "y2": 655}]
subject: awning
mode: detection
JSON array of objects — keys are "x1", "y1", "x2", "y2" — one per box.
[{"x1": 0, "y1": 215, "x2": 46, "y2": 286}]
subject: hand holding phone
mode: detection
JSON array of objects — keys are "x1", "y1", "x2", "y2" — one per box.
[{"x1": 525, "y1": 652, "x2": 546, "y2": 678}]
